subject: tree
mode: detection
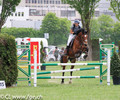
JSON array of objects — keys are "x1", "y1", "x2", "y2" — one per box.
[
  {"x1": 62, "y1": 0, "x2": 100, "y2": 60},
  {"x1": 0, "y1": 0, "x2": 21, "y2": 32},
  {"x1": 0, "y1": 0, "x2": 2, "y2": 5},
  {"x1": 40, "y1": 13, "x2": 60, "y2": 45},
  {"x1": 90, "y1": 18, "x2": 100, "y2": 39},
  {"x1": 40, "y1": 12, "x2": 71, "y2": 45},
  {"x1": 90, "y1": 15, "x2": 120, "y2": 44},
  {"x1": 59, "y1": 18, "x2": 71, "y2": 44},
  {"x1": 110, "y1": 0, "x2": 120, "y2": 21},
  {"x1": 112, "y1": 22, "x2": 120, "y2": 45},
  {"x1": 98, "y1": 14, "x2": 114, "y2": 43}
]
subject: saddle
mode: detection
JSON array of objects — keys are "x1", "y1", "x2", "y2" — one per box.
[{"x1": 69, "y1": 36, "x2": 76, "y2": 48}]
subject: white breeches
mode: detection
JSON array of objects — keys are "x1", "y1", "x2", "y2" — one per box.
[{"x1": 67, "y1": 34, "x2": 76, "y2": 46}]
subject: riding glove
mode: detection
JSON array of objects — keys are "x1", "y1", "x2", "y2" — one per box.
[{"x1": 73, "y1": 32, "x2": 76, "y2": 35}]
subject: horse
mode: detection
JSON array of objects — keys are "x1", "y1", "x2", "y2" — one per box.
[{"x1": 60, "y1": 28, "x2": 88, "y2": 84}]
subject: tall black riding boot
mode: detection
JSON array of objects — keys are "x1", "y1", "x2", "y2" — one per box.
[{"x1": 65, "y1": 46, "x2": 69, "y2": 55}]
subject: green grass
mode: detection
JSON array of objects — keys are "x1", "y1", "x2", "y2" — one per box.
[{"x1": 0, "y1": 61, "x2": 120, "y2": 100}]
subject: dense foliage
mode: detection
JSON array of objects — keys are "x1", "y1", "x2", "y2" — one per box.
[
  {"x1": 91, "y1": 14, "x2": 120, "y2": 45},
  {"x1": 112, "y1": 22, "x2": 120, "y2": 44},
  {"x1": 1, "y1": 14, "x2": 120, "y2": 46},
  {"x1": 1, "y1": 13, "x2": 71, "y2": 46},
  {"x1": 40, "y1": 12, "x2": 71, "y2": 45},
  {"x1": 0, "y1": 34, "x2": 18, "y2": 86},
  {"x1": 0, "y1": 0, "x2": 21, "y2": 31},
  {"x1": 118, "y1": 41, "x2": 120, "y2": 56},
  {"x1": 0, "y1": 0, "x2": 1, "y2": 5},
  {"x1": 1, "y1": 27, "x2": 41, "y2": 38},
  {"x1": 110, "y1": 0, "x2": 120, "y2": 21}
]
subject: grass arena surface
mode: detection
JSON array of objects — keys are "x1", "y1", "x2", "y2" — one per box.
[{"x1": 0, "y1": 61, "x2": 120, "y2": 100}]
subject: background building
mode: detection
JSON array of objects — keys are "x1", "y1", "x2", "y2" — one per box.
[
  {"x1": 1, "y1": 0, "x2": 118, "y2": 28},
  {"x1": 95, "y1": 0, "x2": 117, "y2": 21},
  {"x1": 18, "y1": 0, "x2": 81, "y2": 21}
]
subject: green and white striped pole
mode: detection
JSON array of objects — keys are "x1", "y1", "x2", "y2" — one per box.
[
  {"x1": 37, "y1": 76, "x2": 99, "y2": 79},
  {"x1": 28, "y1": 43, "x2": 31, "y2": 86},
  {"x1": 37, "y1": 67, "x2": 99, "y2": 75},
  {"x1": 31, "y1": 63, "x2": 107, "y2": 66}
]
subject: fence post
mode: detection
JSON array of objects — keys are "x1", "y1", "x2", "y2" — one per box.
[
  {"x1": 100, "y1": 64, "x2": 102, "y2": 84},
  {"x1": 99, "y1": 42, "x2": 102, "y2": 62},
  {"x1": 107, "y1": 49, "x2": 111, "y2": 86},
  {"x1": 112, "y1": 42, "x2": 114, "y2": 56},
  {"x1": 34, "y1": 50, "x2": 37, "y2": 87},
  {"x1": 28, "y1": 43, "x2": 31, "y2": 86}
]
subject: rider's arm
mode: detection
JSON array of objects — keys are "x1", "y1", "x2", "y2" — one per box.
[{"x1": 70, "y1": 29, "x2": 74, "y2": 34}]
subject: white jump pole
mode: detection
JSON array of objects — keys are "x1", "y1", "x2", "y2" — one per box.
[
  {"x1": 107, "y1": 49, "x2": 111, "y2": 86},
  {"x1": 34, "y1": 50, "x2": 37, "y2": 87}
]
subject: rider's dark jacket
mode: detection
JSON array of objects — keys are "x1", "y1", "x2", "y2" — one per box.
[{"x1": 71, "y1": 25, "x2": 81, "y2": 34}]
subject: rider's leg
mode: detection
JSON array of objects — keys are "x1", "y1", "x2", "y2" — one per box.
[
  {"x1": 65, "y1": 46, "x2": 69, "y2": 55},
  {"x1": 65, "y1": 34, "x2": 75, "y2": 55},
  {"x1": 67, "y1": 34, "x2": 73, "y2": 46}
]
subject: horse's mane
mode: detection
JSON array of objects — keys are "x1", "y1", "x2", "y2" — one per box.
[{"x1": 76, "y1": 28, "x2": 86, "y2": 35}]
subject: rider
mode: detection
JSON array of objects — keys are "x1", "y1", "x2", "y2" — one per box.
[{"x1": 65, "y1": 20, "x2": 81, "y2": 55}]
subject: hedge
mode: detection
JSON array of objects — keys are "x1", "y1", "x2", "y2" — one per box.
[
  {"x1": 0, "y1": 34, "x2": 18, "y2": 87},
  {"x1": 118, "y1": 41, "x2": 120, "y2": 56},
  {"x1": 1, "y1": 27, "x2": 42, "y2": 38}
]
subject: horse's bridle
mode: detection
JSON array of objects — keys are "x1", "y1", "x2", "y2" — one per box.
[{"x1": 77, "y1": 32, "x2": 88, "y2": 54}]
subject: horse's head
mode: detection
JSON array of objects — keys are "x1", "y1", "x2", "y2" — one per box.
[
  {"x1": 76, "y1": 28, "x2": 89, "y2": 59},
  {"x1": 76, "y1": 28, "x2": 88, "y2": 45}
]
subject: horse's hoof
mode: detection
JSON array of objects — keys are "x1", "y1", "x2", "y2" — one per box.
[
  {"x1": 69, "y1": 81, "x2": 72, "y2": 84},
  {"x1": 83, "y1": 55, "x2": 88, "y2": 59},
  {"x1": 61, "y1": 81, "x2": 64, "y2": 84}
]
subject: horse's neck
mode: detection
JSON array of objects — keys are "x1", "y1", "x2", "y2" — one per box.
[
  {"x1": 76, "y1": 36, "x2": 82, "y2": 45},
  {"x1": 73, "y1": 36, "x2": 82, "y2": 50}
]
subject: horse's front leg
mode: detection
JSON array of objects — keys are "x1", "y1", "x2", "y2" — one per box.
[
  {"x1": 83, "y1": 46, "x2": 89, "y2": 60},
  {"x1": 83, "y1": 52, "x2": 88, "y2": 60},
  {"x1": 69, "y1": 65, "x2": 74, "y2": 84},
  {"x1": 61, "y1": 66, "x2": 66, "y2": 84},
  {"x1": 69, "y1": 58, "x2": 76, "y2": 84},
  {"x1": 60, "y1": 55, "x2": 68, "y2": 84}
]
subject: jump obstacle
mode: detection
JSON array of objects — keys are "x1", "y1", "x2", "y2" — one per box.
[
  {"x1": 32, "y1": 47, "x2": 111, "y2": 87},
  {"x1": 17, "y1": 39, "x2": 42, "y2": 85},
  {"x1": 16, "y1": 40, "x2": 114, "y2": 87}
]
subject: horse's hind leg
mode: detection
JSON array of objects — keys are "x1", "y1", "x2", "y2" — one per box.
[{"x1": 69, "y1": 58, "x2": 76, "y2": 84}]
